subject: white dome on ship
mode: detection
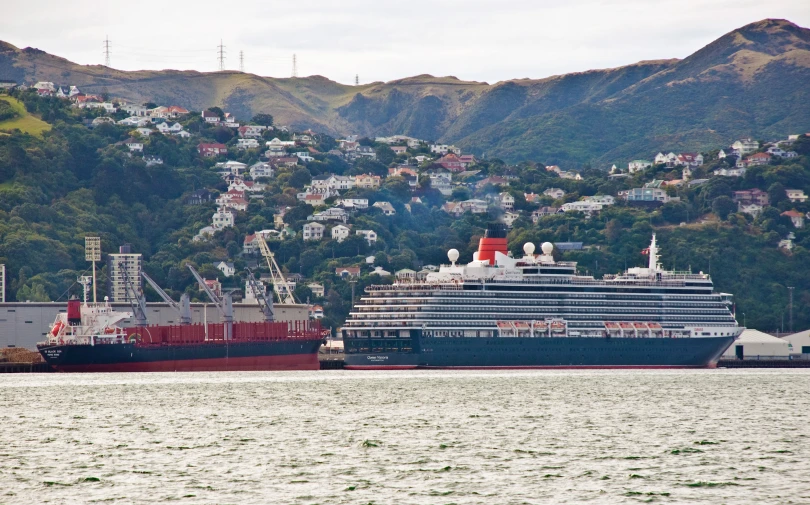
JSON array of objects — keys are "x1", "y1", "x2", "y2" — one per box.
[
  {"x1": 523, "y1": 242, "x2": 535, "y2": 256},
  {"x1": 448, "y1": 249, "x2": 460, "y2": 263},
  {"x1": 541, "y1": 242, "x2": 554, "y2": 255}
]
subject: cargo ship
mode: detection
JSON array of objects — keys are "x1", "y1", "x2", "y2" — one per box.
[
  {"x1": 38, "y1": 250, "x2": 322, "y2": 372},
  {"x1": 342, "y1": 225, "x2": 742, "y2": 369}
]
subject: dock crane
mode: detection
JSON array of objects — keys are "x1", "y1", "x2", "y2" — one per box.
[
  {"x1": 141, "y1": 272, "x2": 192, "y2": 325},
  {"x1": 187, "y1": 264, "x2": 234, "y2": 340},
  {"x1": 120, "y1": 262, "x2": 148, "y2": 327},
  {"x1": 245, "y1": 267, "x2": 274, "y2": 322},
  {"x1": 255, "y1": 234, "x2": 297, "y2": 305}
]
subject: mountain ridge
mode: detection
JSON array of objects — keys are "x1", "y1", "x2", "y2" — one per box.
[{"x1": 1, "y1": 18, "x2": 809, "y2": 166}]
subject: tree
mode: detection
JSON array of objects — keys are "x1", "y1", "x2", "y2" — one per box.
[
  {"x1": 375, "y1": 145, "x2": 396, "y2": 165},
  {"x1": 452, "y1": 186, "x2": 471, "y2": 201},
  {"x1": 251, "y1": 113, "x2": 274, "y2": 126},
  {"x1": 768, "y1": 182, "x2": 786, "y2": 207},
  {"x1": 661, "y1": 201, "x2": 687, "y2": 224},
  {"x1": 212, "y1": 126, "x2": 233, "y2": 144},
  {"x1": 288, "y1": 168, "x2": 312, "y2": 189},
  {"x1": 207, "y1": 107, "x2": 225, "y2": 120},
  {"x1": 712, "y1": 196, "x2": 736, "y2": 220}
]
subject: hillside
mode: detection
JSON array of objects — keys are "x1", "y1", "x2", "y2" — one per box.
[
  {"x1": 0, "y1": 95, "x2": 50, "y2": 135},
  {"x1": 1, "y1": 19, "x2": 809, "y2": 166}
]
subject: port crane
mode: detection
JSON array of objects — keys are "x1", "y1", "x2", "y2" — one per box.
[
  {"x1": 245, "y1": 267, "x2": 274, "y2": 322},
  {"x1": 187, "y1": 264, "x2": 234, "y2": 340},
  {"x1": 141, "y1": 272, "x2": 192, "y2": 325},
  {"x1": 255, "y1": 234, "x2": 297, "y2": 304},
  {"x1": 119, "y1": 262, "x2": 148, "y2": 327}
]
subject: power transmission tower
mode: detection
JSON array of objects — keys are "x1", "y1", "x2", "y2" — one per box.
[
  {"x1": 239, "y1": 50, "x2": 244, "y2": 72},
  {"x1": 103, "y1": 36, "x2": 111, "y2": 67},
  {"x1": 355, "y1": 74, "x2": 359, "y2": 85},
  {"x1": 788, "y1": 286, "x2": 794, "y2": 333},
  {"x1": 292, "y1": 54, "x2": 297, "y2": 77},
  {"x1": 217, "y1": 40, "x2": 226, "y2": 71}
]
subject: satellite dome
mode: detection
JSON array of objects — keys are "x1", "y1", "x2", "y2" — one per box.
[
  {"x1": 523, "y1": 242, "x2": 536, "y2": 256},
  {"x1": 541, "y1": 242, "x2": 554, "y2": 255},
  {"x1": 448, "y1": 249, "x2": 460, "y2": 263}
]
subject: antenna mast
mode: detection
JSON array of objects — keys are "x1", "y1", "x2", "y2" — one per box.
[
  {"x1": 292, "y1": 54, "x2": 297, "y2": 77},
  {"x1": 85, "y1": 237, "x2": 101, "y2": 303},
  {"x1": 217, "y1": 40, "x2": 226, "y2": 71},
  {"x1": 103, "y1": 36, "x2": 111, "y2": 67},
  {"x1": 239, "y1": 50, "x2": 244, "y2": 72},
  {"x1": 355, "y1": 74, "x2": 359, "y2": 85}
]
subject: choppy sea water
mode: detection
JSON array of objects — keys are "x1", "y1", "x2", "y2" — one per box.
[{"x1": 1, "y1": 370, "x2": 809, "y2": 505}]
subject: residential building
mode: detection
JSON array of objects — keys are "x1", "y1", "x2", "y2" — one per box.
[
  {"x1": 654, "y1": 152, "x2": 677, "y2": 165},
  {"x1": 476, "y1": 176, "x2": 508, "y2": 189},
  {"x1": 622, "y1": 187, "x2": 673, "y2": 203},
  {"x1": 238, "y1": 125, "x2": 267, "y2": 138},
  {"x1": 767, "y1": 146, "x2": 786, "y2": 157},
  {"x1": 584, "y1": 195, "x2": 615, "y2": 205},
  {"x1": 429, "y1": 144, "x2": 460, "y2": 155},
  {"x1": 155, "y1": 122, "x2": 184, "y2": 134},
  {"x1": 715, "y1": 167, "x2": 746, "y2": 177},
  {"x1": 738, "y1": 203, "x2": 764, "y2": 217},
  {"x1": 203, "y1": 279, "x2": 222, "y2": 298},
  {"x1": 498, "y1": 192, "x2": 515, "y2": 210},
  {"x1": 782, "y1": 210, "x2": 805, "y2": 229},
  {"x1": 308, "y1": 207, "x2": 349, "y2": 223},
  {"x1": 250, "y1": 162, "x2": 274, "y2": 179},
  {"x1": 184, "y1": 189, "x2": 214, "y2": 205},
  {"x1": 543, "y1": 188, "x2": 566, "y2": 199},
  {"x1": 265, "y1": 137, "x2": 294, "y2": 157},
  {"x1": 532, "y1": 207, "x2": 559, "y2": 223},
  {"x1": 746, "y1": 152, "x2": 771, "y2": 166},
  {"x1": 303, "y1": 222, "x2": 326, "y2": 240},
  {"x1": 243, "y1": 234, "x2": 260, "y2": 255},
  {"x1": 212, "y1": 208, "x2": 235, "y2": 229},
  {"x1": 198, "y1": 143, "x2": 228, "y2": 157},
  {"x1": 718, "y1": 149, "x2": 740, "y2": 159},
  {"x1": 295, "y1": 151, "x2": 314, "y2": 162},
  {"x1": 332, "y1": 224, "x2": 351, "y2": 242},
  {"x1": 396, "y1": 269, "x2": 417, "y2": 281},
  {"x1": 391, "y1": 146, "x2": 407, "y2": 155},
  {"x1": 560, "y1": 201, "x2": 606, "y2": 215},
  {"x1": 355, "y1": 174, "x2": 381, "y2": 189},
  {"x1": 676, "y1": 153, "x2": 704, "y2": 167},
  {"x1": 202, "y1": 110, "x2": 220, "y2": 123},
  {"x1": 353, "y1": 146, "x2": 376, "y2": 159},
  {"x1": 731, "y1": 138, "x2": 759, "y2": 155},
  {"x1": 786, "y1": 189, "x2": 808, "y2": 203},
  {"x1": 503, "y1": 211, "x2": 521, "y2": 228},
  {"x1": 237, "y1": 138, "x2": 260, "y2": 150},
  {"x1": 429, "y1": 173, "x2": 452, "y2": 195},
  {"x1": 107, "y1": 244, "x2": 142, "y2": 303},
  {"x1": 298, "y1": 193, "x2": 327, "y2": 206},
  {"x1": 373, "y1": 201, "x2": 396, "y2": 215},
  {"x1": 311, "y1": 174, "x2": 355, "y2": 193},
  {"x1": 370, "y1": 266, "x2": 392, "y2": 277},
  {"x1": 215, "y1": 160, "x2": 248, "y2": 176},
  {"x1": 337, "y1": 198, "x2": 369, "y2": 209},
  {"x1": 309, "y1": 305, "x2": 324, "y2": 319},
  {"x1": 436, "y1": 153, "x2": 467, "y2": 172},
  {"x1": 123, "y1": 138, "x2": 143, "y2": 152},
  {"x1": 307, "y1": 283, "x2": 325, "y2": 298},
  {"x1": 733, "y1": 189, "x2": 769, "y2": 207},
  {"x1": 628, "y1": 160, "x2": 652, "y2": 173},
  {"x1": 144, "y1": 155, "x2": 163, "y2": 166},
  {"x1": 213, "y1": 261, "x2": 235, "y2": 277},
  {"x1": 335, "y1": 267, "x2": 361, "y2": 278},
  {"x1": 356, "y1": 230, "x2": 378, "y2": 245}
]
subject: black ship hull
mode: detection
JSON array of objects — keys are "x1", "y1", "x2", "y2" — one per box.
[
  {"x1": 344, "y1": 335, "x2": 736, "y2": 369},
  {"x1": 38, "y1": 339, "x2": 323, "y2": 372}
]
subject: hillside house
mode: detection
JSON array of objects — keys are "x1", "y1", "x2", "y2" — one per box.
[
  {"x1": 503, "y1": 211, "x2": 521, "y2": 228},
  {"x1": 477, "y1": 176, "x2": 508, "y2": 189},
  {"x1": 437, "y1": 153, "x2": 467, "y2": 172},
  {"x1": 123, "y1": 138, "x2": 144, "y2": 152},
  {"x1": 497, "y1": 192, "x2": 515, "y2": 210},
  {"x1": 198, "y1": 143, "x2": 228, "y2": 157},
  {"x1": 202, "y1": 110, "x2": 220, "y2": 123},
  {"x1": 373, "y1": 201, "x2": 396, "y2": 215},
  {"x1": 621, "y1": 187, "x2": 673, "y2": 203},
  {"x1": 212, "y1": 208, "x2": 235, "y2": 229},
  {"x1": 676, "y1": 153, "x2": 704, "y2": 167},
  {"x1": 331, "y1": 224, "x2": 351, "y2": 242},
  {"x1": 307, "y1": 283, "x2": 325, "y2": 298},
  {"x1": 184, "y1": 189, "x2": 214, "y2": 205},
  {"x1": 543, "y1": 188, "x2": 566, "y2": 199},
  {"x1": 560, "y1": 201, "x2": 605, "y2": 215},
  {"x1": 786, "y1": 189, "x2": 808, "y2": 203},
  {"x1": 391, "y1": 146, "x2": 407, "y2": 155},
  {"x1": 355, "y1": 174, "x2": 381, "y2": 189},
  {"x1": 308, "y1": 207, "x2": 349, "y2": 223},
  {"x1": 275, "y1": 156, "x2": 299, "y2": 167},
  {"x1": 782, "y1": 210, "x2": 805, "y2": 229},
  {"x1": 733, "y1": 189, "x2": 769, "y2": 206},
  {"x1": 715, "y1": 166, "x2": 746, "y2": 177},
  {"x1": 628, "y1": 160, "x2": 652, "y2": 173},
  {"x1": 213, "y1": 261, "x2": 235, "y2": 277},
  {"x1": 335, "y1": 267, "x2": 361, "y2": 278},
  {"x1": 298, "y1": 193, "x2": 327, "y2": 206},
  {"x1": 155, "y1": 122, "x2": 184, "y2": 134},
  {"x1": 654, "y1": 152, "x2": 677, "y2": 166},
  {"x1": 532, "y1": 207, "x2": 559, "y2": 223},
  {"x1": 337, "y1": 198, "x2": 369, "y2": 209},
  {"x1": 718, "y1": 148, "x2": 740, "y2": 159},
  {"x1": 429, "y1": 144, "x2": 460, "y2": 155},
  {"x1": 356, "y1": 230, "x2": 378, "y2": 245},
  {"x1": 215, "y1": 160, "x2": 248, "y2": 177},
  {"x1": 238, "y1": 125, "x2": 267, "y2": 138},
  {"x1": 237, "y1": 138, "x2": 260, "y2": 149},
  {"x1": 303, "y1": 222, "x2": 325, "y2": 240},
  {"x1": 731, "y1": 138, "x2": 759, "y2": 155},
  {"x1": 250, "y1": 162, "x2": 274, "y2": 179},
  {"x1": 738, "y1": 203, "x2": 764, "y2": 217},
  {"x1": 353, "y1": 146, "x2": 376, "y2": 159},
  {"x1": 430, "y1": 173, "x2": 453, "y2": 195}
]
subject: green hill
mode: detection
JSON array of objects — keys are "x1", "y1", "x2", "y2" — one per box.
[
  {"x1": 0, "y1": 95, "x2": 50, "y2": 136},
  {"x1": 1, "y1": 19, "x2": 809, "y2": 166}
]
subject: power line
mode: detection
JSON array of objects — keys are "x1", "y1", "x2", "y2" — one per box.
[
  {"x1": 103, "y1": 35, "x2": 111, "y2": 67},
  {"x1": 217, "y1": 40, "x2": 226, "y2": 71},
  {"x1": 239, "y1": 50, "x2": 244, "y2": 72},
  {"x1": 292, "y1": 53, "x2": 297, "y2": 78}
]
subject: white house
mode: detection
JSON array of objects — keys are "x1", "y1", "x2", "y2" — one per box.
[
  {"x1": 429, "y1": 144, "x2": 460, "y2": 155},
  {"x1": 212, "y1": 208, "x2": 235, "y2": 229},
  {"x1": 584, "y1": 195, "x2": 615, "y2": 205},
  {"x1": 337, "y1": 198, "x2": 369, "y2": 209},
  {"x1": 622, "y1": 187, "x2": 673, "y2": 203},
  {"x1": 785, "y1": 189, "x2": 808, "y2": 203},
  {"x1": 356, "y1": 229, "x2": 378, "y2": 245},
  {"x1": 731, "y1": 138, "x2": 759, "y2": 155},
  {"x1": 155, "y1": 122, "x2": 184, "y2": 134},
  {"x1": 654, "y1": 152, "x2": 677, "y2": 165},
  {"x1": 371, "y1": 266, "x2": 392, "y2": 277},
  {"x1": 307, "y1": 283, "x2": 325, "y2": 298},
  {"x1": 213, "y1": 261, "x2": 235, "y2": 278},
  {"x1": 628, "y1": 160, "x2": 652, "y2": 173},
  {"x1": 543, "y1": 188, "x2": 566, "y2": 199},
  {"x1": 215, "y1": 160, "x2": 248, "y2": 176},
  {"x1": 560, "y1": 201, "x2": 605, "y2": 215},
  {"x1": 123, "y1": 138, "x2": 144, "y2": 152},
  {"x1": 309, "y1": 207, "x2": 349, "y2": 223},
  {"x1": 250, "y1": 162, "x2": 274, "y2": 179},
  {"x1": 498, "y1": 192, "x2": 515, "y2": 210},
  {"x1": 503, "y1": 211, "x2": 521, "y2": 228},
  {"x1": 373, "y1": 201, "x2": 396, "y2": 215},
  {"x1": 303, "y1": 222, "x2": 325, "y2": 240},
  {"x1": 237, "y1": 138, "x2": 260, "y2": 150},
  {"x1": 295, "y1": 151, "x2": 315, "y2": 162},
  {"x1": 331, "y1": 224, "x2": 351, "y2": 242},
  {"x1": 715, "y1": 167, "x2": 746, "y2": 177}
]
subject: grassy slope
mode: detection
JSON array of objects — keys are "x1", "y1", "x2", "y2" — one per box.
[{"x1": 0, "y1": 95, "x2": 50, "y2": 135}]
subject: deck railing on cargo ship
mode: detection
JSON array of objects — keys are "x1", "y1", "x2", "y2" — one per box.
[{"x1": 129, "y1": 321, "x2": 322, "y2": 345}]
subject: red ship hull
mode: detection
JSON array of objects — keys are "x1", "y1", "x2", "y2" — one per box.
[{"x1": 52, "y1": 353, "x2": 319, "y2": 372}]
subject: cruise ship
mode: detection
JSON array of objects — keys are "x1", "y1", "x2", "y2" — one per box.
[{"x1": 342, "y1": 224, "x2": 742, "y2": 369}]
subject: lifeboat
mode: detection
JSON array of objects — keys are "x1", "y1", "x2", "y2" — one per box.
[{"x1": 50, "y1": 321, "x2": 64, "y2": 337}]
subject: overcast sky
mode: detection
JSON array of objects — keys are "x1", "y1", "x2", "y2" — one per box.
[{"x1": 2, "y1": 0, "x2": 808, "y2": 85}]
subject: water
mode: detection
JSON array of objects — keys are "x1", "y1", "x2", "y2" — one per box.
[{"x1": 1, "y1": 370, "x2": 808, "y2": 504}]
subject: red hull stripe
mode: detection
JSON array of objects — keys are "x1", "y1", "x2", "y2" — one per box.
[
  {"x1": 53, "y1": 354, "x2": 319, "y2": 373},
  {"x1": 344, "y1": 364, "x2": 714, "y2": 370}
]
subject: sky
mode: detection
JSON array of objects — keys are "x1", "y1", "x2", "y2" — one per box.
[{"x1": 2, "y1": 0, "x2": 809, "y2": 85}]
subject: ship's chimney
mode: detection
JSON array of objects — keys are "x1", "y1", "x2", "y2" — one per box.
[
  {"x1": 477, "y1": 223, "x2": 508, "y2": 265},
  {"x1": 67, "y1": 298, "x2": 81, "y2": 325}
]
